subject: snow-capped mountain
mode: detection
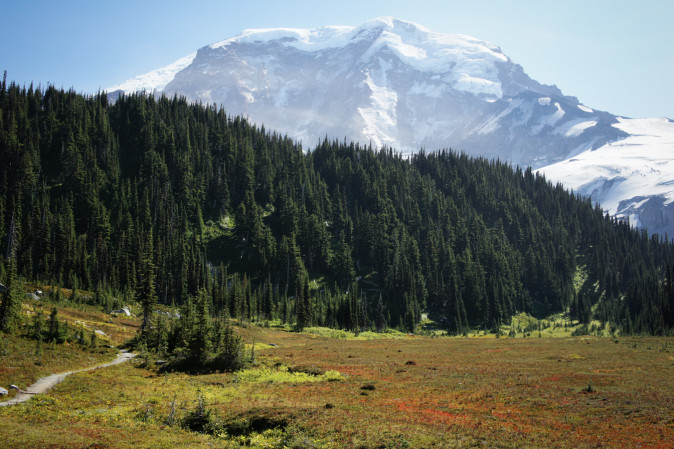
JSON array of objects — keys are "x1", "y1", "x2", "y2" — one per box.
[{"x1": 109, "y1": 17, "x2": 674, "y2": 236}]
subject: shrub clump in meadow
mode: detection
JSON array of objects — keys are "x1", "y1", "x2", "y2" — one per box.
[
  {"x1": 221, "y1": 411, "x2": 289, "y2": 437},
  {"x1": 132, "y1": 289, "x2": 246, "y2": 374},
  {"x1": 181, "y1": 394, "x2": 221, "y2": 434},
  {"x1": 179, "y1": 396, "x2": 289, "y2": 437},
  {"x1": 175, "y1": 399, "x2": 322, "y2": 448}
]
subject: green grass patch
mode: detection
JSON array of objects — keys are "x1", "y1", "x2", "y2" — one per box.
[
  {"x1": 302, "y1": 326, "x2": 408, "y2": 340},
  {"x1": 235, "y1": 366, "x2": 344, "y2": 383}
]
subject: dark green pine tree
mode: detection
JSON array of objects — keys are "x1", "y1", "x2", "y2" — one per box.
[
  {"x1": 212, "y1": 318, "x2": 243, "y2": 372},
  {"x1": 375, "y1": 293, "x2": 387, "y2": 332},
  {"x1": 261, "y1": 276, "x2": 273, "y2": 321},
  {"x1": 137, "y1": 229, "x2": 157, "y2": 336},
  {"x1": 295, "y1": 277, "x2": 308, "y2": 332},
  {"x1": 187, "y1": 289, "x2": 212, "y2": 366},
  {"x1": 0, "y1": 259, "x2": 22, "y2": 333},
  {"x1": 303, "y1": 276, "x2": 313, "y2": 328},
  {"x1": 46, "y1": 306, "x2": 63, "y2": 343},
  {"x1": 331, "y1": 231, "x2": 355, "y2": 289}
]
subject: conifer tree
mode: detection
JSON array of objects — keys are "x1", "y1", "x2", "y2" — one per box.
[
  {"x1": 212, "y1": 318, "x2": 243, "y2": 372},
  {"x1": 303, "y1": 277, "x2": 313, "y2": 328},
  {"x1": 0, "y1": 259, "x2": 21, "y2": 333},
  {"x1": 331, "y1": 231, "x2": 355, "y2": 289},
  {"x1": 375, "y1": 293, "x2": 387, "y2": 332},
  {"x1": 295, "y1": 277, "x2": 308, "y2": 332},
  {"x1": 187, "y1": 289, "x2": 212, "y2": 365},
  {"x1": 47, "y1": 307, "x2": 63, "y2": 343},
  {"x1": 138, "y1": 230, "x2": 157, "y2": 336}
]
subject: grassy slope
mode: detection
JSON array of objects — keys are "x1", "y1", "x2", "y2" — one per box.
[
  {"x1": 0, "y1": 296, "x2": 140, "y2": 399},
  {"x1": 1, "y1": 318, "x2": 672, "y2": 449}
]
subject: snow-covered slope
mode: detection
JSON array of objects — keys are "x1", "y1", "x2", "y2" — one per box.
[
  {"x1": 109, "y1": 17, "x2": 674, "y2": 236},
  {"x1": 109, "y1": 52, "x2": 197, "y2": 93},
  {"x1": 538, "y1": 117, "x2": 674, "y2": 236}
]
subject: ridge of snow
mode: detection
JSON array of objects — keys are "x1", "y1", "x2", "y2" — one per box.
[
  {"x1": 577, "y1": 104, "x2": 593, "y2": 113},
  {"x1": 111, "y1": 17, "x2": 509, "y2": 99},
  {"x1": 107, "y1": 52, "x2": 197, "y2": 94},
  {"x1": 553, "y1": 119, "x2": 598, "y2": 138},
  {"x1": 209, "y1": 25, "x2": 356, "y2": 52},
  {"x1": 208, "y1": 17, "x2": 506, "y2": 62}
]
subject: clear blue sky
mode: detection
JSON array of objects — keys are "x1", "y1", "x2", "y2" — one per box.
[{"x1": 1, "y1": 0, "x2": 672, "y2": 119}]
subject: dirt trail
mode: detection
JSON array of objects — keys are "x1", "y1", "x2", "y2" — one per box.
[{"x1": 0, "y1": 350, "x2": 136, "y2": 407}]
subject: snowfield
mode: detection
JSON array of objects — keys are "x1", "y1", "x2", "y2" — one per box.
[{"x1": 538, "y1": 117, "x2": 674, "y2": 234}]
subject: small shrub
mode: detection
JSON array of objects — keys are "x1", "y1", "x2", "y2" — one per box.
[
  {"x1": 323, "y1": 370, "x2": 344, "y2": 381},
  {"x1": 136, "y1": 403, "x2": 154, "y2": 423},
  {"x1": 165, "y1": 395, "x2": 177, "y2": 426},
  {"x1": 572, "y1": 324, "x2": 590, "y2": 337},
  {"x1": 222, "y1": 412, "x2": 288, "y2": 437},
  {"x1": 181, "y1": 394, "x2": 220, "y2": 434}
]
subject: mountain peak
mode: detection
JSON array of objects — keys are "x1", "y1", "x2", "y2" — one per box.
[
  {"x1": 358, "y1": 16, "x2": 429, "y2": 34},
  {"x1": 111, "y1": 18, "x2": 511, "y2": 94},
  {"x1": 106, "y1": 17, "x2": 578, "y2": 152}
]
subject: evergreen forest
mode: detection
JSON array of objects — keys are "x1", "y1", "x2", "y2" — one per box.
[{"x1": 1, "y1": 78, "x2": 674, "y2": 342}]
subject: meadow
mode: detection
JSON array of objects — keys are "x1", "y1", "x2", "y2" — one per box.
[{"x1": 1, "y1": 303, "x2": 673, "y2": 449}]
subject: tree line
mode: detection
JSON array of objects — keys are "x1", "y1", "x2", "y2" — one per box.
[{"x1": 1, "y1": 78, "x2": 673, "y2": 338}]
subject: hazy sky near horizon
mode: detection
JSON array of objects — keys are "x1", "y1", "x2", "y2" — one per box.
[{"x1": 1, "y1": 0, "x2": 672, "y2": 119}]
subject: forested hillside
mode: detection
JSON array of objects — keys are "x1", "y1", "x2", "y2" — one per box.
[{"x1": 1, "y1": 79, "x2": 673, "y2": 335}]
